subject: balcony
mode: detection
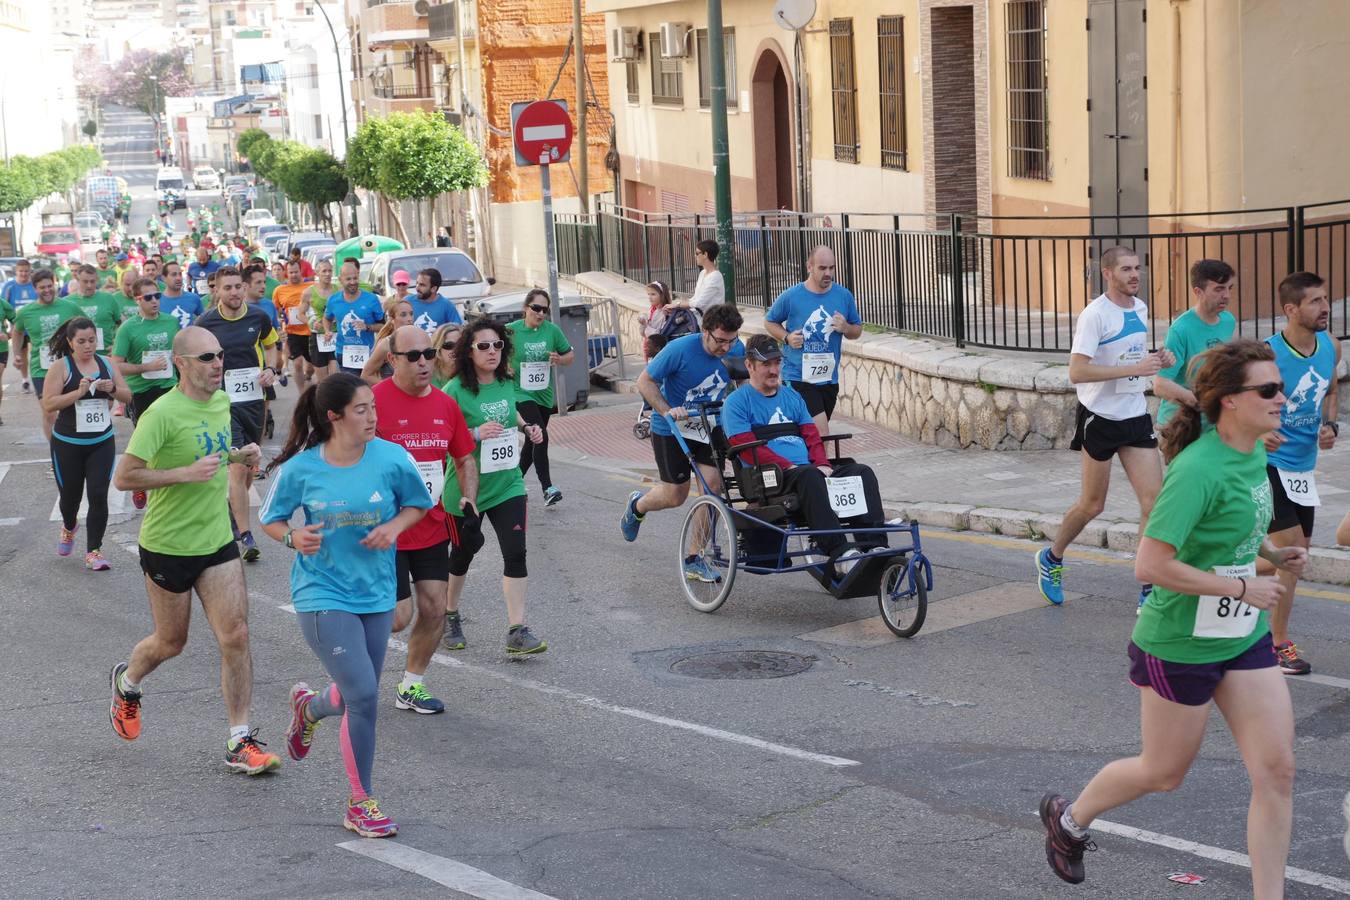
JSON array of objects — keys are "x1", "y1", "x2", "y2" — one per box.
[
  {"x1": 361, "y1": 0, "x2": 428, "y2": 45},
  {"x1": 367, "y1": 83, "x2": 437, "y2": 114}
]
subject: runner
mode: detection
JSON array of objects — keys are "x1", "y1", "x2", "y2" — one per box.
[
  {"x1": 430, "y1": 323, "x2": 461, "y2": 391},
  {"x1": 1034, "y1": 247, "x2": 1174, "y2": 607},
  {"x1": 763, "y1": 245, "x2": 863, "y2": 436},
  {"x1": 116, "y1": 269, "x2": 141, "y2": 325},
  {"x1": 187, "y1": 245, "x2": 220, "y2": 296},
  {"x1": 374, "y1": 325, "x2": 478, "y2": 710},
  {"x1": 11, "y1": 269, "x2": 81, "y2": 440},
  {"x1": 441, "y1": 319, "x2": 546, "y2": 653},
  {"x1": 325, "y1": 259, "x2": 384, "y2": 376},
  {"x1": 358, "y1": 297, "x2": 414, "y2": 384},
  {"x1": 1039, "y1": 339, "x2": 1304, "y2": 898},
  {"x1": 197, "y1": 266, "x2": 281, "y2": 562},
  {"x1": 619, "y1": 304, "x2": 745, "y2": 580},
  {"x1": 3, "y1": 258, "x2": 37, "y2": 391},
  {"x1": 1262, "y1": 271, "x2": 1338, "y2": 676},
  {"x1": 301, "y1": 259, "x2": 336, "y2": 381},
  {"x1": 109, "y1": 325, "x2": 280, "y2": 774},
  {"x1": 389, "y1": 269, "x2": 411, "y2": 302},
  {"x1": 273, "y1": 259, "x2": 314, "y2": 394},
  {"x1": 407, "y1": 268, "x2": 463, "y2": 335},
  {"x1": 507, "y1": 289, "x2": 574, "y2": 507},
  {"x1": 42, "y1": 316, "x2": 131, "y2": 570},
  {"x1": 0, "y1": 289, "x2": 14, "y2": 423},
  {"x1": 93, "y1": 248, "x2": 118, "y2": 289},
  {"x1": 1154, "y1": 260, "x2": 1237, "y2": 426},
  {"x1": 258, "y1": 373, "x2": 431, "y2": 837},
  {"x1": 68, "y1": 264, "x2": 123, "y2": 354},
  {"x1": 287, "y1": 246, "x2": 314, "y2": 279},
  {"x1": 159, "y1": 260, "x2": 204, "y2": 328}
]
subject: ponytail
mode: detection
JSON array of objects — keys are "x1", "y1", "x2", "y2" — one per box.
[
  {"x1": 1158, "y1": 404, "x2": 1203, "y2": 464},
  {"x1": 267, "y1": 372, "x2": 366, "y2": 471}
]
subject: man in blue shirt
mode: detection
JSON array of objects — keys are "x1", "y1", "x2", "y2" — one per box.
[
  {"x1": 409, "y1": 268, "x2": 463, "y2": 334},
  {"x1": 764, "y1": 245, "x2": 863, "y2": 435},
  {"x1": 324, "y1": 258, "x2": 385, "y2": 375},
  {"x1": 159, "y1": 260, "x2": 204, "y2": 328},
  {"x1": 3, "y1": 258, "x2": 38, "y2": 390},
  {"x1": 187, "y1": 246, "x2": 221, "y2": 296}
]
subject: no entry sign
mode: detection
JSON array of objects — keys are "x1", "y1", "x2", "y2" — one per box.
[{"x1": 510, "y1": 100, "x2": 573, "y2": 167}]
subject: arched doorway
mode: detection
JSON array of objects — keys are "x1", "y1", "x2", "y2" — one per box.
[{"x1": 751, "y1": 45, "x2": 794, "y2": 211}]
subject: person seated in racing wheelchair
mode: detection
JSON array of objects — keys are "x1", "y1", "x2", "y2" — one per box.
[{"x1": 722, "y1": 334, "x2": 887, "y2": 575}]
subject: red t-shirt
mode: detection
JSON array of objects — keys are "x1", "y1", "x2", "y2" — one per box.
[{"x1": 372, "y1": 378, "x2": 475, "y2": 550}]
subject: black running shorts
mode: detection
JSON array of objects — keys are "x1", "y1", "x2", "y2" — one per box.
[
  {"x1": 1069, "y1": 403, "x2": 1157, "y2": 461},
  {"x1": 139, "y1": 541, "x2": 241, "y2": 595}
]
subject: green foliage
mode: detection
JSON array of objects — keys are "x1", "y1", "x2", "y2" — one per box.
[
  {"x1": 275, "y1": 147, "x2": 348, "y2": 206},
  {"x1": 235, "y1": 128, "x2": 270, "y2": 162},
  {"x1": 82, "y1": 120, "x2": 98, "y2": 139},
  {"x1": 346, "y1": 111, "x2": 486, "y2": 201},
  {"x1": 344, "y1": 117, "x2": 390, "y2": 191},
  {"x1": 0, "y1": 145, "x2": 101, "y2": 212}
]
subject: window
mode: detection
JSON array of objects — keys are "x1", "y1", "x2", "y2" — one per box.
[
  {"x1": 649, "y1": 31, "x2": 683, "y2": 106},
  {"x1": 878, "y1": 16, "x2": 906, "y2": 170},
  {"x1": 829, "y1": 19, "x2": 858, "y2": 163},
  {"x1": 626, "y1": 60, "x2": 639, "y2": 104},
  {"x1": 1006, "y1": 0, "x2": 1049, "y2": 179},
  {"x1": 313, "y1": 114, "x2": 323, "y2": 140},
  {"x1": 309, "y1": 62, "x2": 319, "y2": 87},
  {"x1": 695, "y1": 27, "x2": 736, "y2": 109}
]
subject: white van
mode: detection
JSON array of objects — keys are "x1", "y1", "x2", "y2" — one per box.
[
  {"x1": 156, "y1": 167, "x2": 186, "y2": 210},
  {"x1": 192, "y1": 166, "x2": 220, "y2": 191}
]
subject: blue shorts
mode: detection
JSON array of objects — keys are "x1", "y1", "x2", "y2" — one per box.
[{"x1": 1128, "y1": 632, "x2": 1275, "y2": 706}]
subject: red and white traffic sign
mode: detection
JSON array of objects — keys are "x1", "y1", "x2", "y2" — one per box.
[{"x1": 510, "y1": 100, "x2": 573, "y2": 167}]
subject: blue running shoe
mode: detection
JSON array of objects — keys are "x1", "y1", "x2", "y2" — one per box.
[
  {"x1": 619, "y1": 490, "x2": 646, "y2": 542},
  {"x1": 240, "y1": 530, "x2": 261, "y2": 562},
  {"x1": 1036, "y1": 547, "x2": 1065, "y2": 605},
  {"x1": 684, "y1": 557, "x2": 722, "y2": 583},
  {"x1": 1137, "y1": 583, "x2": 1151, "y2": 615}
]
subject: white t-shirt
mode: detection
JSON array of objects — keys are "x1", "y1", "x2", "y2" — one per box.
[
  {"x1": 1070, "y1": 294, "x2": 1151, "y2": 421},
  {"x1": 690, "y1": 268, "x2": 725, "y2": 316}
]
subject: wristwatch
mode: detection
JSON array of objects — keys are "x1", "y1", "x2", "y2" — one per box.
[
  {"x1": 284, "y1": 529, "x2": 295, "y2": 549},
  {"x1": 1323, "y1": 419, "x2": 1340, "y2": 436}
]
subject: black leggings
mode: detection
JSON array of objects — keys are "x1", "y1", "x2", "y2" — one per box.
[
  {"x1": 449, "y1": 495, "x2": 527, "y2": 578},
  {"x1": 51, "y1": 436, "x2": 115, "y2": 552},
  {"x1": 517, "y1": 400, "x2": 553, "y2": 490}
]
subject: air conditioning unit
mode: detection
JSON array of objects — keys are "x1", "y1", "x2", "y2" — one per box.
[
  {"x1": 413, "y1": 0, "x2": 430, "y2": 15},
  {"x1": 610, "y1": 26, "x2": 641, "y2": 61},
  {"x1": 659, "y1": 22, "x2": 690, "y2": 58}
]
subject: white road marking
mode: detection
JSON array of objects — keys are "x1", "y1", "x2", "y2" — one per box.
[
  {"x1": 1090, "y1": 818, "x2": 1350, "y2": 895},
  {"x1": 1305, "y1": 673, "x2": 1350, "y2": 691},
  {"x1": 48, "y1": 454, "x2": 128, "y2": 520},
  {"x1": 338, "y1": 841, "x2": 559, "y2": 899},
  {"x1": 0, "y1": 518, "x2": 20, "y2": 526}
]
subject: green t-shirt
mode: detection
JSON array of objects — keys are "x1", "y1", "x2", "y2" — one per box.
[
  {"x1": 14, "y1": 299, "x2": 81, "y2": 376},
  {"x1": 116, "y1": 294, "x2": 139, "y2": 324},
  {"x1": 431, "y1": 371, "x2": 453, "y2": 392},
  {"x1": 1156, "y1": 309, "x2": 1237, "y2": 425},
  {"x1": 264, "y1": 276, "x2": 280, "y2": 301},
  {"x1": 113, "y1": 314, "x2": 180, "y2": 393},
  {"x1": 125, "y1": 388, "x2": 234, "y2": 556},
  {"x1": 70, "y1": 291, "x2": 125, "y2": 351},
  {"x1": 1132, "y1": 429, "x2": 1273, "y2": 664},
  {"x1": 0, "y1": 298, "x2": 15, "y2": 352},
  {"x1": 507, "y1": 319, "x2": 572, "y2": 409},
  {"x1": 440, "y1": 376, "x2": 526, "y2": 514},
  {"x1": 96, "y1": 267, "x2": 119, "y2": 289}
]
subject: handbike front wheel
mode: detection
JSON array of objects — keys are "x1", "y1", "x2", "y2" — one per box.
[
  {"x1": 678, "y1": 494, "x2": 738, "y2": 613},
  {"x1": 878, "y1": 559, "x2": 927, "y2": 638}
]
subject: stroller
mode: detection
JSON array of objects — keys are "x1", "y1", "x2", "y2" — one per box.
[{"x1": 634, "y1": 306, "x2": 700, "y2": 440}]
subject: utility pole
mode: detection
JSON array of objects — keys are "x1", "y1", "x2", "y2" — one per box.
[
  {"x1": 571, "y1": 0, "x2": 591, "y2": 269},
  {"x1": 707, "y1": 0, "x2": 735, "y2": 304},
  {"x1": 315, "y1": 0, "x2": 359, "y2": 235}
]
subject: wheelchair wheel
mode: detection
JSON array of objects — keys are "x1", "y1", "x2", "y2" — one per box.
[
  {"x1": 678, "y1": 495, "x2": 738, "y2": 613},
  {"x1": 633, "y1": 419, "x2": 651, "y2": 441},
  {"x1": 878, "y1": 559, "x2": 926, "y2": 638}
]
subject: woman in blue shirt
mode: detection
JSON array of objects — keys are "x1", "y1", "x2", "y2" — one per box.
[{"x1": 259, "y1": 372, "x2": 432, "y2": 838}]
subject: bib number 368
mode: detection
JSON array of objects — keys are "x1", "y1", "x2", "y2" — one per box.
[{"x1": 826, "y1": 475, "x2": 866, "y2": 517}]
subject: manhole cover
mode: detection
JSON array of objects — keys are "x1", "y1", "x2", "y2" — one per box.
[{"x1": 669, "y1": 650, "x2": 815, "y2": 680}]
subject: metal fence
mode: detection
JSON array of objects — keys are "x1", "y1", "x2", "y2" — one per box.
[{"x1": 555, "y1": 201, "x2": 1350, "y2": 353}]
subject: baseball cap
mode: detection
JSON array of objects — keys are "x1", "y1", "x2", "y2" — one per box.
[
  {"x1": 392, "y1": 270, "x2": 411, "y2": 286},
  {"x1": 115, "y1": 252, "x2": 128, "y2": 261},
  {"x1": 745, "y1": 338, "x2": 783, "y2": 362}
]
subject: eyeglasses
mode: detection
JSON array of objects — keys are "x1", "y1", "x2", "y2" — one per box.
[
  {"x1": 141, "y1": 291, "x2": 161, "y2": 301},
  {"x1": 440, "y1": 343, "x2": 458, "y2": 353},
  {"x1": 395, "y1": 348, "x2": 437, "y2": 362},
  {"x1": 473, "y1": 340, "x2": 505, "y2": 351},
  {"x1": 1233, "y1": 381, "x2": 1284, "y2": 400},
  {"x1": 188, "y1": 350, "x2": 225, "y2": 363},
  {"x1": 527, "y1": 304, "x2": 550, "y2": 314},
  {"x1": 708, "y1": 334, "x2": 737, "y2": 347}
]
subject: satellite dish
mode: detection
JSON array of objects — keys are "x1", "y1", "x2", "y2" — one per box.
[{"x1": 772, "y1": 0, "x2": 815, "y2": 31}]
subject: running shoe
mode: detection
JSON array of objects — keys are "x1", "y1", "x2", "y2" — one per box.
[
  {"x1": 285, "y1": 683, "x2": 319, "y2": 761},
  {"x1": 442, "y1": 612, "x2": 466, "y2": 651},
  {"x1": 225, "y1": 729, "x2": 282, "y2": 775},
  {"x1": 543, "y1": 486, "x2": 563, "y2": 507},
  {"x1": 132, "y1": 489, "x2": 147, "y2": 510},
  {"x1": 833, "y1": 548, "x2": 864, "y2": 578},
  {"x1": 683, "y1": 557, "x2": 722, "y2": 583},
  {"x1": 1137, "y1": 583, "x2": 1152, "y2": 615},
  {"x1": 57, "y1": 524, "x2": 78, "y2": 557},
  {"x1": 619, "y1": 490, "x2": 646, "y2": 542},
  {"x1": 1039, "y1": 792, "x2": 1095, "y2": 885},
  {"x1": 1035, "y1": 547, "x2": 1065, "y2": 605},
  {"x1": 21, "y1": 380, "x2": 30, "y2": 393},
  {"x1": 240, "y1": 531, "x2": 260, "y2": 563},
  {"x1": 85, "y1": 550, "x2": 111, "y2": 571},
  {"x1": 506, "y1": 625, "x2": 547, "y2": 655},
  {"x1": 345, "y1": 797, "x2": 398, "y2": 838},
  {"x1": 394, "y1": 682, "x2": 445, "y2": 714},
  {"x1": 1274, "y1": 641, "x2": 1311, "y2": 676},
  {"x1": 109, "y1": 662, "x2": 142, "y2": 741}
]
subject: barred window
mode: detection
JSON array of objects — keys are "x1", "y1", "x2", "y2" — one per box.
[
  {"x1": 695, "y1": 28, "x2": 736, "y2": 109},
  {"x1": 649, "y1": 32, "x2": 683, "y2": 106},
  {"x1": 829, "y1": 19, "x2": 859, "y2": 164},
  {"x1": 878, "y1": 15, "x2": 906, "y2": 170},
  {"x1": 626, "y1": 60, "x2": 639, "y2": 104},
  {"x1": 1006, "y1": 0, "x2": 1049, "y2": 179}
]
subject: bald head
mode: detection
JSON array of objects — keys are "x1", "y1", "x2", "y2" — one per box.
[
  {"x1": 389, "y1": 324, "x2": 429, "y2": 355},
  {"x1": 173, "y1": 325, "x2": 220, "y2": 356},
  {"x1": 390, "y1": 324, "x2": 434, "y2": 393},
  {"x1": 806, "y1": 245, "x2": 836, "y2": 292}
]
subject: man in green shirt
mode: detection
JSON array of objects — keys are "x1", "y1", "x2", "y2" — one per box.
[
  {"x1": 109, "y1": 324, "x2": 279, "y2": 774},
  {"x1": 10, "y1": 269, "x2": 81, "y2": 439},
  {"x1": 69, "y1": 264, "x2": 124, "y2": 351},
  {"x1": 94, "y1": 248, "x2": 119, "y2": 289},
  {"x1": 0, "y1": 293, "x2": 15, "y2": 424},
  {"x1": 116, "y1": 268, "x2": 141, "y2": 324},
  {"x1": 1155, "y1": 259, "x2": 1237, "y2": 425},
  {"x1": 112, "y1": 276, "x2": 179, "y2": 423}
]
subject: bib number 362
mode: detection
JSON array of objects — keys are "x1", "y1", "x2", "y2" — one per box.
[
  {"x1": 1193, "y1": 563, "x2": 1259, "y2": 639},
  {"x1": 480, "y1": 428, "x2": 520, "y2": 474}
]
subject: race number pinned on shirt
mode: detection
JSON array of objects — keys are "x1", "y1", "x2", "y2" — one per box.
[
  {"x1": 415, "y1": 459, "x2": 445, "y2": 500},
  {"x1": 1276, "y1": 469, "x2": 1320, "y2": 507},
  {"x1": 481, "y1": 427, "x2": 520, "y2": 473},
  {"x1": 316, "y1": 332, "x2": 337, "y2": 353},
  {"x1": 802, "y1": 352, "x2": 837, "y2": 385},
  {"x1": 676, "y1": 412, "x2": 713, "y2": 444},
  {"x1": 519, "y1": 360, "x2": 550, "y2": 392},
  {"x1": 1193, "y1": 563, "x2": 1259, "y2": 639},
  {"x1": 287, "y1": 306, "x2": 304, "y2": 326},
  {"x1": 1116, "y1": 348, "x2": 1148, "y2": 393},
  {"x1": 224, "y1": 367, "x2": 263, "y2": 403},
  {"x1": 141, "y1": 350, "x2": 173, "y2": 380},
  {"x1": 194, "y1": 278, "x2": 209, "y2": 294},
  {"x1": 95, "y1": 327, "x2": 105, "y2": 349},
  {"x1": 826, "y1": 476, "x2": 866, "y2": 517},
  {"x1": 39, "y1": 346, "x2": 54, "y2": 370},
  {"x1": 341, "y1": 344, "x2": 369, "y2": 370},
  {"x1": 75, "y1": 398, "x2": 110, "y2": 433}
]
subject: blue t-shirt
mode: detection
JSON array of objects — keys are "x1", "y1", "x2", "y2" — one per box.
[
  {"x1": 720, "y1": 383, "x2": 814, "y2": 466},
  {"x1": 253, "y1": 298, "x2": 280, "y2": 331},
  {"x1": 259, "y1": 438, "x2": 433, "y2": 614},
  {"x1": 186, "y1": 260, "x2": 220, "y2": 293},
  {"x1": 161, "y1": 291, "x2": 204, "y2": 329},
  {"x1": 408, "y1": 295, "x2": 463, "y2": 334},
  {"x1": 1266, "y1": 331, "x2": 1337, "y2": 472},
  {"x1": 644, "y1": 332, "x2": 744, "y2": 437},
  {"x1": 1, "y1": 280, "x2": 37, "y2": 310},
  {"x1": 325, "y1": 290, "x2": 384, "y2": 350},
  {"x1": 764, "y1": 282, "x2": 862, "y2": 385}
]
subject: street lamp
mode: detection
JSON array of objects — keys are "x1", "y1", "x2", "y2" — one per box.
[
  {"x1": 147, "y1": 74, "x2": 162, "y2": 159},
  {"x1": 314, "y1": 1, "x2": 360, "y2": 235}
]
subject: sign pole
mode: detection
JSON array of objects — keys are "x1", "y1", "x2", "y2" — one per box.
[{"x1": 540, "y1": 156, "x2": 566, "y2": 416}]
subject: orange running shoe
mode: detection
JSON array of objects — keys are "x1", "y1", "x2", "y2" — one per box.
[
  {"x1": 225, "y1": 729, "x2": 282, "y2": 775},
  {"x1": 109, "y1": 662, "x2": 142, "y2": 741}
]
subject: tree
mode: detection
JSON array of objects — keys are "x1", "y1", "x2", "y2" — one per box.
[
  {"x1": 82, "y1": 120, "x2": 97, "y2": 140},
  {"x1": 235, "y1": 128, "x2": 270, "y2": 164},
  {"x1": 275, "y1": 147, "x2": 348, "y2": 231},
  {"x1": 108, "y1": 50, "x2": 194, "y2": 116}
]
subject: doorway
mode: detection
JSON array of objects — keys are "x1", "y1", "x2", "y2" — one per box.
[
  {"x1": 930, "y1": 6, "x2": 976, "y2": 220},
  {"x1": 752, "y1": 47, "x2": 794, "y2": 211}
]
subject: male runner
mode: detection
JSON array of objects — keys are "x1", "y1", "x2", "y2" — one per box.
[
  {"x1": 1035, "y1": 246, "x2": 1175, "y2": 606},
  {"x1": 197, "y1": 266, "x2": 280, "y2": 562},
  {"x1": 93, "y1": 248, "x2": 119, "y2": 289},
  {"x1": 113, "y1": 278, "x2": 180, "y2": 509},
  {"x1": 374, "y1": 325, "x2": 478, "y2": 713},
  {"x1": 1263, "y1": 271, "x2": 1339, "y2": 675},
  {"x1": 67, "y1": 265, "x2": 123, "y2": 353},
  {"x1": 160, "y1": 260, "x2": 204, "y2": 328},
  {"x1": 1154, "y1": 259, "x2": 1237, "y2": 426},
  {"x1": 408, "y1": 268, "x2": 463, "y2": 335},
  {"x1": 110, "y1": 326, "x2": 280, "y2": 774},
  {"x1": 272, "y1": 259, "x2": 314, "y2": 393},
  {"x1": 10, "y1": 269, "x2": 80, "y2": 439},
  {"x1": 187, "y1": 245, "x2": 220, "y2": 295},
  {"x1": 325, "y1": 258, "x2": 384, "y2": 375},
  {"x1": 3, "y1": 259, "x2": 37, "y2": 390},
  {"x1": 763, "y1": 245, "x2": 863, "y2": 436}
]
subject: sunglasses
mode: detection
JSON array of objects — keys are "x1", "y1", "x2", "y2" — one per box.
[
  {"x1": 473, "y1": 340, "x2": 505, "y2": 351},
  {"x1": 528, "y1": 304, "x2": 550, "y2": 314},
  {"x1": 189, "y1": 350, "x2": 225, "y2": 363},
  {"x1": 141, "y1": 291, "x2": 161, "y2": 301},
  {"x1": 1233, "y1": 381, "x2": 1284, "y2": 400},
  {"x1": 440, "y1": 343, "x2": 458, "y2": 352},
  {"x1": 395, "y1": 348, "x2": 437, "y2": 362}
]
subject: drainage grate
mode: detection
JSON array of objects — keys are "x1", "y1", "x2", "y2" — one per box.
[{"x1": 669, "y1": 650, "x2": 815, "y2": 680}]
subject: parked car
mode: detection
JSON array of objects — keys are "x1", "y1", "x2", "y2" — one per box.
[
  {"x1": 302, "y1": 243, "x2": 337, "y2": 267},
  {"x1": 368, "y1": 248, "x2": 492, "y2": 309},
  {"x1": 241, "y1": 208, "x2": 277, "y2": 237},
  {"x1": 36, "y1": 226, "x2": 82, "y2": 259},
  {"x1": 192, "y1": 166, "x2": 220, "y2": 191},
  {"x1": 74, "y1": 211, "x2": 105, "y2": 231},
  {"x1": 222, "y1": 175, "x2": 251, "y2": 201},
  {"x1": 257, "y1": 224, "x2": 290, "y2": 254},
  {"x1": 278, "y1": 231, "x2": 333, "y2": 260}
]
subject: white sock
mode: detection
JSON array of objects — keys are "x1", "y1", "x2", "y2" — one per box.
[
  {"x1": 228, "y1": 724, "x2": 250, "y2": 747},
  {"x1": 118, "y1": 670, "x2": 141, "y2": 695},
  {"x1": 1060, "y1": 805, "x2": 1089, "y2": 839},
  {"x1": 399, "y1": 671, "x2": 422, "y2": 691}
]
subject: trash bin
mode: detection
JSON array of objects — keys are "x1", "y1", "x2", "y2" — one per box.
[{"x1": 463, "y1": 291, "x2": 591, "y2": 410}]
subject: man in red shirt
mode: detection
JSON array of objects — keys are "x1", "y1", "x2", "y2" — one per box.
[{"x1": 374, "y1": 324, "x2": 479, "y2": 714}]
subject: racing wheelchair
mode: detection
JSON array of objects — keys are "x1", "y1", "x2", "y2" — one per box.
[{"x1": 666, "y1": 403, "x2": 932, "y2": 638}]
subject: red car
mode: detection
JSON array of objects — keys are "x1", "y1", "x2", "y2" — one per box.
[{"x1": 36, "y1": 226, "x2": 81, "y2": 259}]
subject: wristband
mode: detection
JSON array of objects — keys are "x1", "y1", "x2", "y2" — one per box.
[
  {"x1": 1235, "y1": 577, "x2": 1247, "y2": 601},
  {"x1": 472, "y1": 426, "x2": 480, "y2": 442},
  {"x1": 284, "y1": 529, "x2": 295, "y2": 549}
]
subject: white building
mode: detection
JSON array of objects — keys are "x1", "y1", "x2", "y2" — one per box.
[{"x1": 282, "y1": 14, "x2": 354, "y2": 158}]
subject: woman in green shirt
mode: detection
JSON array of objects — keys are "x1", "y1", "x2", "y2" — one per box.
[
  {"x1": 507, "y1": 290, "x2": 574, "y2": 507},
  {"x1": 429, "y1": 322, "x2": 461, "y2": 392},
  {"x1": 1039, "y1": 340, "x2": 1306, "y2": 896},
  {"x1": 441, "y1": 319, "x2": 545, "y2": 655}
]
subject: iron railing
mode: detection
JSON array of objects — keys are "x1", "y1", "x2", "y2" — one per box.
[{"x1": 553, "y1": 202, "x2": 1350, "y2": 352}]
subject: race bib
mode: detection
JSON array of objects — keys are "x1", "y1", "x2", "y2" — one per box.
[
  {"x1": 826, "y1": 475, "x2": 866, "y2": 517},
  {"x1": 39, "y1": 346, "x2": 54, "y2": 370},
  {"x1": 75, "y1": 398, "x2": 110, "y2": 433},
  {"x1": 141, "y1": 350, "x2": 173, "y2": 380},
  {"x1": 224, "y1": 367, "x2": 262, "y2": 403},
  {"x1": 802, "y1": 352, "x2": 837, "y2": 385},
  {"x1": 1193, "y1": 563, "x2": 1259, "y2": 639},
  {"x1": 287, "y1": 306, "x2": 304, "y2": 326},
  {"x1": 1276, "y1": 469, "x2": 1320, "y2": 507},
  {"x1": 95, "y1": 327, "x2": 105, "y2": 349},
  {"x1": 194, "y1": 277, "x2": 208, "y2": 294},
  {"x1": 316, "y1": 332, "x2": 337, "y2": 353},
  {"x1": 481, "y1": 427, "x2": 520, "y2": 473},
  {"x1": 1116, "y1": 348, "x2": 1148, "y2": 393},
  {"x1": 676, "y1": 413, "x2": 712, "y2": 444},
  {"x1": 415, "y1": 458, "x2": 445, "y2": 500},
  {"x1": 519, "y1": 360, "x2": 550, "y2": 392},
  {"x1": 341, "y1": 344, "x2": 369, "y2": 370}
]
